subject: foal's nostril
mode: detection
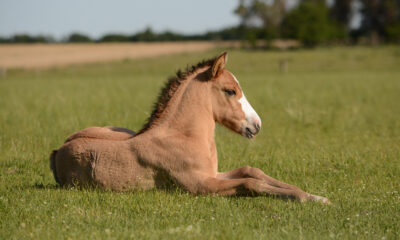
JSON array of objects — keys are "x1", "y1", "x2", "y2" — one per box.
[
  {"x1": 245, "y1": 127, "x2": 252, "y2": 134},
  {"x1": 245, "y1": 127, "x2": 254, "y2": 138},
  {"x1": 249, "y1": 123, "x2": 260, "y2": 135},
  {"x1": 245, "y1": 125, "x2": 259, "y2": 136}
]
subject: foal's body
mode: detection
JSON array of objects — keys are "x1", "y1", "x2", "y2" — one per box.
[{"x1": 51, "y1": 53, "x2": 329, "y2": 203}]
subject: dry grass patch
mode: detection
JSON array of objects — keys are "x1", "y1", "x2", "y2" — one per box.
[{"x1": 0, "y1": 42, "x2": 221, "y2": 69}]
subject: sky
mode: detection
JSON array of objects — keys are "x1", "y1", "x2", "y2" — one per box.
[{"x1": 0, "y1": 0, "x2": 240, "y2": 39}]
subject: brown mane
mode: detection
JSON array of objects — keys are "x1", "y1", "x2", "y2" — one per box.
[{"x1": 138, "y1": 56, "x2": 217, "y2": 134}]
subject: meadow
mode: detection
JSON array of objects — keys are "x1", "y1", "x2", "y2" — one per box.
[{"x1": 0, "y1": 46, "x2": 399, "y2": 239}]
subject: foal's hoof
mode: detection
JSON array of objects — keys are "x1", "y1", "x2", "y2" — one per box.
[{"x1": 309, "y1": 194, "x2": 331, "y2": 205}]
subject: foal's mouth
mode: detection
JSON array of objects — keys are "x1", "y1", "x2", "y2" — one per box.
[{"x1": 243, "y1": 124, "x2": 260, "y2": 139}]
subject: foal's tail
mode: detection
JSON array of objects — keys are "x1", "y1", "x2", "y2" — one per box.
[{"x1": 50, "y1": 150, "x2": 61, "y2": 185}]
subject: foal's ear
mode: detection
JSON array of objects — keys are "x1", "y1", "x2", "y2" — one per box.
[{"x1": 211, "y1": 52, "x2": 228, "y2": 78}]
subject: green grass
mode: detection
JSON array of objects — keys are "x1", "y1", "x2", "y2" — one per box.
[{"x1": 1, "y1": 46, "x2": 400, "y2": 239}]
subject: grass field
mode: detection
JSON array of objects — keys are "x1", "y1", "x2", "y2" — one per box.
[{"x1": 0, "y1": 46, "x2": 399, "y2": 239}]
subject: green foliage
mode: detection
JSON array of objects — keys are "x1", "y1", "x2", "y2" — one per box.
[
  {"x1": 359, "y1": 0, "x2": 400, "y2": 43},
  {"x1": 0, "y1": 36, "x2": 9, "y2": 43},
  {"x1": 67, "y1": 33, "x2": 92, "y2": 43},
  {"x1": 328, "y1": 22, "x2": 348, "y2": 41},
  {"x1": 330, "y1": 0, "x2": 352, "y2": 25},
  {"x1": 0, "y1": 27, "x2": 246, "y2": 44},
  {"x1": 234, "y1": 0, "x2": 286, "y2": 45},
  {"x1": 100, "y1": 34, "x2": 130, "y2": 42},
  {"x1": 245, "y1": 28, "x2": 258, "y2": 48},
  {"x1": 154, "y1": 31, "x2": 185, "y2": 41},
  {"x1": 233, "y1": 0, "x2": 400, "y2": 46},
  {"x1": 1, "y1": 47, "x2": 400, "y2": 239},
  {"x1": 205, "y1": 27, "x2": 245, "y2": 41},
  {"x1": 1, "y1": 34, "x2": 54, "y2": 43},
  {"x1": 385, "y1": 21, "x2": 400, "y2": 43},
  {"x1": 281, "y1": 1, "x2": 332, "y2": 46},
  {"x1": 132, "y1": 27, "x2": 157, "y2": 42}
]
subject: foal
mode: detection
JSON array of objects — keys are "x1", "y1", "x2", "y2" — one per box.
[{"x1": 51, "y1": 52, "x2": 329, "y2": 204}]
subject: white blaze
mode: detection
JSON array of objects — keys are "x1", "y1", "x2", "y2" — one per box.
[{"x1": 232, "y1": 74, "x2": 261, "y2": 125}]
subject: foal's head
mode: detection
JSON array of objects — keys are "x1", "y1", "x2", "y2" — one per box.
[{"x1": 209, "y1": 52, "x2": 261, "y2": 139}]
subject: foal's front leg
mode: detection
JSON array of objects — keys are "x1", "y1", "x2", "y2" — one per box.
[
  {"x1": 175, "y1": 171, "x2": 315, "y2": 202},
  {"x1": 178, "y1": 174, "x2": 306, "y2": 201},
  {"x1": 217, "y1": 166, "x2": 330, "y2": 204}
]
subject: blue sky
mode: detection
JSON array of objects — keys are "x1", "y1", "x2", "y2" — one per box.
[{"x1": 0, "y1": 0, "x2": 240, "y2": 39}]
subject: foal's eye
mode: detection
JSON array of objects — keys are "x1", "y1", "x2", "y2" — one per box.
[{"x1": 224, "y1": 89, "x2": 236, "y2": 96}]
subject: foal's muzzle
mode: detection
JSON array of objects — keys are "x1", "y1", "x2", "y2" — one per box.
[{"x1": 243, "y1": 118, "x2": 261, "y2": 139}]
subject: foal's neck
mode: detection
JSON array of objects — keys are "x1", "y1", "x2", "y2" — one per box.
[{"x1": 152, "y1": 68, "x2": 215, "y2": 143}]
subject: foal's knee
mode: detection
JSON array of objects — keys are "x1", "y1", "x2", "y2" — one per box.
[
  {"x1": 243, "y1": 178, "x2": 267, "y2": 194},
  {"x1": 240, "y1": 165, "x2": 253, "y2": 177},
  {"x1": 241, "y1": 165, "x2": 265, "y2": 179}
]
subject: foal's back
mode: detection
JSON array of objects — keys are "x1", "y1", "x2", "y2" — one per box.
[
  {"x1": 52, "y1": 131, "x2": 157, "y2": 191},
  {"x1": 65, "y1": 126, "x2": 136, "y2": 143}
]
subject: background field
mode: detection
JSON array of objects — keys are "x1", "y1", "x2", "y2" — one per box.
[
  {"x1": 0, "y1": 46, "x2": 399, "y2": 239},
  {"x1": 0, "y1": 42, "x2": 228, "y2": 69}
]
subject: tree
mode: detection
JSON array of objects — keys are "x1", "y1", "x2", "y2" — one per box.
[
  {"x1": 234, "y1": 0, "x2": 287, "y2": 46},
  {"x1": 100, "y1": 34, "x2": 130, "y2": 42},
  {"x1": 359, "y1": 0, "x2": 400, "y2": 44},
  {"x1": 331, "y1": 0, "x2": 353, "y2": 26},
  {"x1": 132, "y1": 27, "x2": 156, "y2": 42},
  {"x1": 10, "y1": 34, "x2": 52, "y2": 43},
  {"x1": 67, "y1": 33, "x2": 92, "y2": 43},
  {"x1": 0, "y1": 37, "x2": 9, "y2": 43},
  {"x1": 330, "y1": 0, "x2": 352, "y2": 40},
  {"x1": 234, "y1": 0, "x2": 252, "y2": 27},
  {"x1": 281, "y1": 0, "x2": 332, "y2": 46},
  {"x1": 386, "y1": 21, "x2": 400, "y2": 43}
]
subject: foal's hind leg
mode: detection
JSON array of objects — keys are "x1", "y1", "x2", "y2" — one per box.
[{"x1": 217, "y1": 166, "x2": 330, "y2": 204}]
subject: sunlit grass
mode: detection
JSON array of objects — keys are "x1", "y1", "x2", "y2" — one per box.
[{"x1": 1, "y1": 46, "x2": 399, "y2": 239}]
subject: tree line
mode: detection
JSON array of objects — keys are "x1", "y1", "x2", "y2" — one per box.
[
  {"x1": 1, "y1": 0, "x2": 399, "y2": 46},
  {"x1": 0, "y1": 27, "x2": 242, "y2": 44},
  {"x1": 234, "y1": 0, "x2": 400, "y2": 46}
]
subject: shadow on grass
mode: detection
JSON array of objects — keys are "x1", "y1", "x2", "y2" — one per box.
[
  {"x1": 32, "y1": 183, "x2": 60, "y2": 190},
  {"x1": 31, "y1": 180, "x2": 181, "y2": 194},
  {"x1": 31, "y1": 181, "x2": 298, "y2": 203}
]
